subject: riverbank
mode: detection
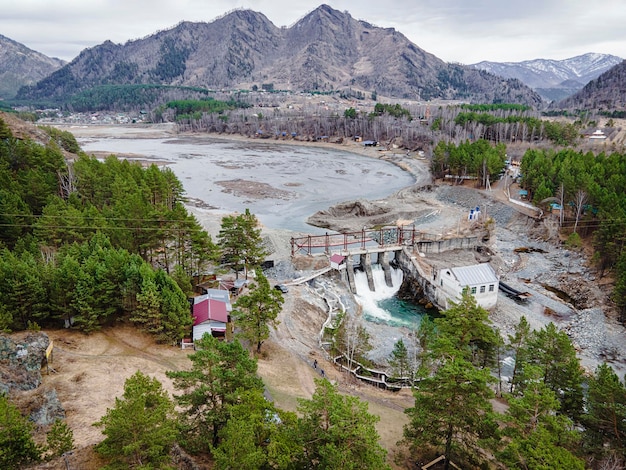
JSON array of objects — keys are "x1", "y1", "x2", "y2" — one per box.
[{"x1": 58, "y1": 122, "x2": 433, "y2": 183}]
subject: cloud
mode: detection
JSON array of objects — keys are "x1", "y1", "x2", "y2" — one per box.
[{"x1": 1, "y1": 0, "x2": 624, "y2": 63}]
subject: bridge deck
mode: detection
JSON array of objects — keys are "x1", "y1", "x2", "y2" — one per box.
[{"x1": 335, "y1": 244, "x2": 404, "y2": 256}]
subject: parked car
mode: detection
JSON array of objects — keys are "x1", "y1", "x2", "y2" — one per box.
[{"x1": 274, "y1": 284, "x2": 289, "y2": 293}]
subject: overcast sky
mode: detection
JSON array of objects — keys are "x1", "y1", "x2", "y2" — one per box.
[{"x1": 3, "y1": 0, "x2": 624, "y2": 64}]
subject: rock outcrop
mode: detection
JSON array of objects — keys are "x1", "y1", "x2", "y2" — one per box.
[
  {"x1": 0, "y1": 332, "x2": 66, "y2": 426},
  {"x1": 0, "y1": 332, "x2": 49, "y2": 394}
]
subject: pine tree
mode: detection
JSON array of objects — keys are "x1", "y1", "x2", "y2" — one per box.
[
  {"x1": 154, "y1": 269, "x2": 192, "y2": 344},
  {"x1": 130, "y1": 268, "x2": 163, "y2": 337},
  {"x1": 217, "y1": 212, "x2": 246, "y2": 278},
  {"x1": 403, "y1": 288, "x2": 501, "y2": 469},
  {"x1": 434, "y1": 288, "x2": 499, "y2": 367},
  {"x1": 0, "y1": 394, "x2": 41, "y2": 468},
  {"x1": 213, "y1": 389, "x2": 299, "y2": 470},
  {"x1": 232, "y1": 268, "x2": 283, "y2": 353},
  {"x1": 389, "y1": 338, "x2": 411, "y2": 381},
  {"x1": 94, "y1": 371, "x2": 178, "y2": 468},
  {"x1": 498, "y1": 366, "x2": 583, "y2": 469},
  {"x1": 508, "y1": 316, "x2": 531, "y2": 394},
  {"x1": 131, "y1": 265, "x2": 192, "y2": 344},
  {"x1": 519, "y1": 323, "x2": 584, "y2": 422},
  {"x1": 403, "y1": 356, "x2": 496, "y2": 469},
  {"x1": 166, "y1": 335, "x2": 264, "y2": 450},
  {"x1": 45, "y1": 419, "x2": 74, "y2": 459},
  {"x1": 0, "y1": 251, "x2": 46, "y2": 329},
  {"x1": 0, "y1": 117, "x2": 12, "y2": 139},
  {"x1": 70, "y1": 267, "x2": 100, "y2": 332},
  {"x1": 218, "y1": 209, "x2": 267, "y2": 279},
  {"x1": 297, "y1": 379, "x2": 390, "y2": 469},
  {"x1": 583, "y1": 363, "x2": 626, "y2": 458},
  {"x1": 171, "y1": 264, "x2": 193, "y2": 297}
]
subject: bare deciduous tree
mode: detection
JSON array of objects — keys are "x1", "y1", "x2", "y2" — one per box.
[{"x1": 573, "y1": 189, "x2": 588, "y2": 234}]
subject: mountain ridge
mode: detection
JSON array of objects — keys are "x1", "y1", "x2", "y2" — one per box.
[
  {"x1": 15, "y1": 5, "x2": 544, "y2": 107},
  {"x1": 471, "y1": 53, "x2": 623, "y2": 102},
  {"x1": 556, "y1": 60, "x2": 626, "y2": 111}
]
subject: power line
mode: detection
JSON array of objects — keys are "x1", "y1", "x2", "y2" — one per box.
[
  {"x1": 0, "y1": 213, "x2": 195, "y2": 224},
  {"x1": 559, "y1": 219, "x2": 626, "y2": 230},
  {"x1": 0, "y1": 223, "x2": 207, "y2": 233}
]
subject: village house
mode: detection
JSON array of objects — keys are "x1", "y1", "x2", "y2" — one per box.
[
  {"x1": 191, "y1": 290, "x2": 231, "y2": 342},
  {"x1": 588, "y1": 129, "x2": 607, "y2": 140},
  {"x1": 217, "y1": 278, "x2": 248, "y2": 296}
]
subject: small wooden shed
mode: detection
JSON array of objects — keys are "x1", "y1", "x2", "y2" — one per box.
[{"x1": 330, "y1": 254, "x2": 346, "y2": 270}]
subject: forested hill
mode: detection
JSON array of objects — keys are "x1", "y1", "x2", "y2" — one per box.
[
  {"x1": 557, "y1": 60, "x2": 626, "y2": 111},
  {"x1": 15, "y1": 5, "x2": 543, "y2": 107},
  {"x1": 0, "y1": 112, "x2": 214, "y2": 341}
]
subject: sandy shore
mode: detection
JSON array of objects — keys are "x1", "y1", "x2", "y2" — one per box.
[{"x1": 58, "y1": 122, "x2": 432, "y2": 181}]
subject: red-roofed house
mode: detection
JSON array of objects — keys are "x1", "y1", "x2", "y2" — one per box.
[{"x1": 192, "y1": 297, "x2": 230, "y2": 341}]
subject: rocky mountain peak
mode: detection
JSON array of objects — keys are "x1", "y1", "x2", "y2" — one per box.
[
  {"x1": 0, "y1": 34, "x2": 65, "y2": 99},
  {"x1": 15, "y1": 5, "x2": 543, "y2": 107},
  {"x1": 557, "y1": 60, "x2": 626, "y2": 110},
  {"x1": 471, "y1": 53, "x2": 623, "y2": 102}
]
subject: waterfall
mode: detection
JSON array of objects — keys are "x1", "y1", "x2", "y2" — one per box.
[{"x1": 354, "y1": 264, "x2": 427, "y2": 328}]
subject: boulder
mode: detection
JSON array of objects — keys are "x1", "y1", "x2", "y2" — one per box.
[
  {"x1": 0, "y1": 332, "x2": 49, "y2": 393},
  {"x1": 29, "y1": 388, "x2": 65, "y2": 426},
  {"x1": 0, "y1": 332, "x2": 65, "y2": 427}
]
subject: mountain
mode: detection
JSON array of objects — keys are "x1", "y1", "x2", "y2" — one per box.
[
  {"x1": 0, "y1": 34, "x2": 66, "y2": 99},
  {"x1": 556, "y1": 60, "x2": 626, "y2": 111},
  {"x1": 16, "y1": 5, "x2": 543, "y2": 107},
  {"x1": 471, "y1": 53, "x2": 623, "y2": 102}
]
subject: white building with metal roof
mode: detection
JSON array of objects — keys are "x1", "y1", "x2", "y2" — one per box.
[{"x1": 436, "y1": 263, "x2": 499, "y2": 310}]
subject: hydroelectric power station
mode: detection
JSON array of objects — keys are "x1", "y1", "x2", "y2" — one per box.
[
  {"x1": 289, "y1": 225, "x2": 501, "y2": 389},
  {"x1": 290, "y1": 225, "x2": 499, "y2": 313}
]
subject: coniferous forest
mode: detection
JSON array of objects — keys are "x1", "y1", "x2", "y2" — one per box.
[
  {"x1": 518, "y1": 148, "x2": 626, "y2": 318},
  {"x1": 430, "y1": 138, "x2": 626, "y2": 320},
  {"x1": 0, "y1": 115, "x2": 216, "y2": 342}
]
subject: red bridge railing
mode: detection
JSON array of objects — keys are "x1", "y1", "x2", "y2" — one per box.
[{"x1": 290, "y1": 226, "x2": 420, "y2": 256}]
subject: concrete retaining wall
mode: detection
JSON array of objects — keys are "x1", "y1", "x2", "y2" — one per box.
[
  {"x1": 396, "y1": 248, "x2": 440, "y2": 308},
  {"x1": 415, "y1": 235, "x2": 481, "y2": 255}
]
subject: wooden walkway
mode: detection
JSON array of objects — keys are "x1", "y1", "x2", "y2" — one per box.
[{"x1": 284, "y1": 266, "x2": 332, "y2": 286}]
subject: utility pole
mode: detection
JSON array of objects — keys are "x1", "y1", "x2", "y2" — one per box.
[{"x1": 503, "y1": 170, "x2": 508, "y2": 198}]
